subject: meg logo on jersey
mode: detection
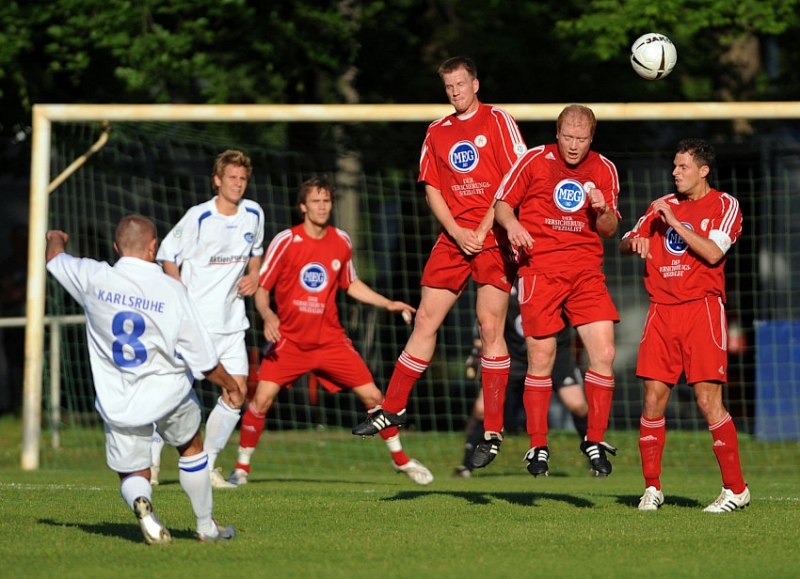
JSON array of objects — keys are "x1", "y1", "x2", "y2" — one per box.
[
  {"x1": 300, "y1": 263, "x2": 328, "y2": 292},
  {"x1": 664, "y1": 223, "x2": 692, "y2": 255},
  {"x1": 553, "y1": 179, "x2": 586, "y2": 213},
  {"x1": 449, "y1": 141, "x2": 480, "y2": 173}
]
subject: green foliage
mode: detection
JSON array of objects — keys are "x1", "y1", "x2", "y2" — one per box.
[{"x1": 556, "y1": 0, "x2": 800, "y2": 59}]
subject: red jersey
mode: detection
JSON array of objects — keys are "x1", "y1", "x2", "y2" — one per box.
[
  {"x1": 258, "y1": 224, "x2": 355, "y2": 349},
  {"x1": 419, "y1": 102, "x2": 526, "y2": 232},
  {"x1": 622, "y1": 189, "x2": 742, "y2": 305},
  {"x1": 495, "y1": 144, "x2": 621, "y2": 275}
]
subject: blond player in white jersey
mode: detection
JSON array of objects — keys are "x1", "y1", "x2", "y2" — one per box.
[
  {"x1": 153, "y1": 150, "x2": 265, "y2": 488},
  {"x1": 45, "y1": 215, "x2": 244, "y2": 545}
]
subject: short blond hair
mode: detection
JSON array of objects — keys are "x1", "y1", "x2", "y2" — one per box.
[
  {"x1": 557, "y1": 104, "x2": 597, "y2": 136},
  {"x1": 212, "y1": 150, "x2": 253, "y2": 188}
]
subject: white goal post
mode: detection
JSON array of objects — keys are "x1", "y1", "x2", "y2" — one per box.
[{"x1": 23, "y1": 101, "x2": 800, "y2": 469}]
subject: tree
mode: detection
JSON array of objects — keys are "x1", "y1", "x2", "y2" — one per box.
[{"x1": 555, "y1": 0, "x2": 800, "y2": 103}]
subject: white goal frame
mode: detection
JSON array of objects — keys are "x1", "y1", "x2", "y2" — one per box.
[{"x1": 23, "y1": 101, "x2": 800, "y2": 469}]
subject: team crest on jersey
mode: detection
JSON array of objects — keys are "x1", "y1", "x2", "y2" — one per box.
[
  {"x1": 664, "y1": 223, "x2": 693, "y2": 256},
  {"x1": 331, "y1": 259, "x2": 341, "y2": 272},
  {"x1": 449, "y1": 140, "x2": 480, "y2": 173},
  {"x1": 553, "y1": 179, "x2": 586, "y2": 213},
  {"x1": 173, "y1": 226, "x2": 183, "y2": 238},
  {"x1": 475, "y1": 135, "x2": 487, "y2": 147},
  {"x1": 514, "y1": 143, "x2": 527, "y2": 156},
  {"x1": 300, "y1": 263, "x2": 328, "y2": 292},
  {"x1": 244, "y1": 232, "x2": 254, "y2": 243},
  {"x1": 701, "y1": 219, "x2": 710, "y2": 232}
]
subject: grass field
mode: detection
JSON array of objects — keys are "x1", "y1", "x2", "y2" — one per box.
[{"x1": 2, "y1": 414, "x2": 799, "y2": 579}]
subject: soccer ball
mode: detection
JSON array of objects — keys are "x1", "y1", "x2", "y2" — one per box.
[{"x1": 630, "y1": 33, "x2": 677, "y2": 80}]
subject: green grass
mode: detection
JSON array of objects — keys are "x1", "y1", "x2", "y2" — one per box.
[{"x1": 1, "y1": 415, "x2": 799, "y2": 579}]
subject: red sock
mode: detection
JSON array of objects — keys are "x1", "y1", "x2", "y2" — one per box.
[
  {"x1": 585, "y1": 370, "x2": 614, "y2": 442},
  {"x1": 481, "y1": 354, "x2": 510, "y2": 433},
  {"x1": 524, "y1": 375, "x2": 552, "y2": 448},
  {"x1": 382, "y1": 351, "x2": 428, "y2": 414},
  {"x1": 710, "y1": 414, "x2": 746, "y2": 494},
  {"x1": 639, "y1": 416, "x2": 666, "y2": 490},
  {"x1": 235, "y1": 402, "x2": 267, "y2": 472}
]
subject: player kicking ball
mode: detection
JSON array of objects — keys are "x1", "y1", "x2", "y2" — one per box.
[
  {"x1": 225, "y1": 175, "x2": 433, "y2": 486},
  {"x1": 46, "y1": 216, "x2": 241, "y2": 544}
]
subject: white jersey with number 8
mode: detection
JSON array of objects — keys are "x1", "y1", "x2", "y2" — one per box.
[{"x1": 47, "y1": 253, "x2": 220, "y2": 428}]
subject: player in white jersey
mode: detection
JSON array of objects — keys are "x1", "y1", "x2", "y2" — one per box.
[
  {"x1": 46, "y1": 215, "x2": 243, "y2": 544},
  {"x1": 154, "y1": 150, "x2": 265, "y2": 488}
]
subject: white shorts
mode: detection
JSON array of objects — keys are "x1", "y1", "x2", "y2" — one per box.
[
  {"x1": 212, "y1": 331, "x2": 248, "y2": 377},
  {"x1": 104, "y1": 390, "x2": 202, "y2": 473}
]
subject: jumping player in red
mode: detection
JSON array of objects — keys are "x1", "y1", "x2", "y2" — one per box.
[
  {"x1": 225, "y1": 176, "x2": 434, "y2": 486},
  {"x1": 493, "y1": 104, "x2": 620, "y2": 478},
  {"x1": 620, "y1": 138, "x2": 749, "y2": 512},
  {"x1": 351, "y1": 56, "x2": 527, "y2": 471}
]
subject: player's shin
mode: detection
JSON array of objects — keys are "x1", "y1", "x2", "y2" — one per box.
[
  {"x1": 585, "y1": 371, "x2": 615, "y2": 442},
  {"x1": 709, "y1": 414, "x2": 746, "y2": 494},
  {"x1": 178, "y1": 452, "x2": 216, "y2": 535},
  {"x1": 639, "y1": 416, "x2": 666, "y2": 489},
  {"x1": 203, "y1": 397, "x2": 242, "y2": 471},
  {"x1": 481, "y1": 355, "x2": 510, "y2": 433},
  {"x1": 524, "y1": 375, "x2": 552, "y2": 447}
]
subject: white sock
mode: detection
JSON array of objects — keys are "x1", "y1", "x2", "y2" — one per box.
[
  {"x1": 204, "y1": 397, "x2": 242, "y2": 471},
  {"x1": 178, "y1": 452, "x2": 215, "y2": 536},
  {"x1": 151, "y1": 426, "x2": 164, "y2": 467},
  {"x1": 120, "y1": 475, "x2": 152, "y2": 510},
  {"x1": 384, "y1": 434, "x2": 403, "y2": 453},
  {"x1": 236, "y1": 446, "x2": 256, "y2": 467}
]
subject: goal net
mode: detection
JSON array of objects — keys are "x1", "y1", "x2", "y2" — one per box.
[{"x1": 23, "y1": 103, "x2": 800, "y2": 480}]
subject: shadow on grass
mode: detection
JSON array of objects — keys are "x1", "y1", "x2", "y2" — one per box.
[
  {"x1": 38, "y1": 517, "x2": 197, "y2": 543},
  {"x1": 153, "y1": 477, "x2": 379, "y2": 487},
  {"x1": 382, "y1": 490, "x2": 595, "y2": 508},
  {"x1": 611, "y1": 494, "x2": 704, "y2": 509}
]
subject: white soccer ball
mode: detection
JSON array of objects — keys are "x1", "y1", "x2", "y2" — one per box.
[{"x1": 630, "y1": 33, "x2": 677, "y2": 80}]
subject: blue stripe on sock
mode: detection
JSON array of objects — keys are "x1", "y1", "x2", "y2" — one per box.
[{"x1": 179, "y1": 454, "x2": 208, "y2": 473}]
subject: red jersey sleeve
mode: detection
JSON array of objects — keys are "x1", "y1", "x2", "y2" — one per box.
[{"x1": 258, "y1": 228, "x2": 293, "y2": 291}]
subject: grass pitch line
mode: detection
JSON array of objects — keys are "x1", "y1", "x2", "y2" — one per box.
[{"x1": 0, "y1": 482, "x2": 107, "y2": 492}]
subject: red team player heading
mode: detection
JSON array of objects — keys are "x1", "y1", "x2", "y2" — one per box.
[
  {"x1": 353, "y1": 56, "x2": 526, "y2": 471},
  {"x1": 418, "y1": 102, "x2": 527, "y2": 230}
]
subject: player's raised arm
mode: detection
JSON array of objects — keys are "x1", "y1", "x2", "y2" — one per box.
[
  {"x1": 45, "y1": 230, "x2": 69, "y2": 262},
  {"x1": 589, "y1": 187, "x2": 619, "y2": 238},
  {"x1": 652, "y1": 198, "x2": 725, "y2": 265}
]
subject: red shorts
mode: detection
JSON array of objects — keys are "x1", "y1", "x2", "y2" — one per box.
[
  {"x1": 257, "y1": 336, "x2": 374, "y2": 389},
  {"x1": 637, "y1": 297, "x2": 728, "y2": 384},
  {"x1": 420, "y1": 229, "x2": 515, "y2": 293},
  {"x1": 517, "y1": 270, "x2": 619, "y2": 337}
]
